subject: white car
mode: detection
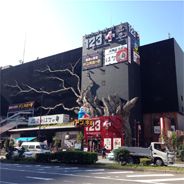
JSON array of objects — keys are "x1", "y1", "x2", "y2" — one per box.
[
  {"x1": 106, "y1": 151, "x2": 115, "y2": 160},
  {"x1": 6, "y1": 148, "x2": 34, "y2": 159}
]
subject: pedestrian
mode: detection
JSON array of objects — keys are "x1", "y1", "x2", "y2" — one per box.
[{"x1": 101, "y1": 146, "x2": 107, "y2": 159}]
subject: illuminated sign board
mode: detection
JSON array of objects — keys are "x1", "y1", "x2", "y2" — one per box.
[
  {"x1": 8, "y1": 101, "x2": 34, "y2": 112},
  {"x1": 74, "y1": 119, "x2": 93, "y2": 126},
  {"x1": 28, "y1": 114, "x2": 70, "y2": 126},
  {"x1": 82, "y1": 22, "x2": 140, "y2": 70},
  {"x1": 104, "y1": 44, "x2": 128, "y2": 65},
  {"x1": 82, "y1": 52, "x2": 102, "y2": 70}
]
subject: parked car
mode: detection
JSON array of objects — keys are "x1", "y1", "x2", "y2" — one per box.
[
  {"x1": 6, "y1": 147, "x2": 33, "y2": 159},
  {"x1": 106, "y1": 150, "x2": 115, "y2": 160},
  {"x1": 21, "y1": 142, "x2": 51, "y2": 155}
]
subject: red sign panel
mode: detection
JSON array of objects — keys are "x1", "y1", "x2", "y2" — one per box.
[{"x1": 84, "y1": 115, "x2": 124, "y2": 151}]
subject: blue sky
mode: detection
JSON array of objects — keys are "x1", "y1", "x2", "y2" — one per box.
[{"x1": 0, "y1": 0, "x2": 183, "y2": 67}]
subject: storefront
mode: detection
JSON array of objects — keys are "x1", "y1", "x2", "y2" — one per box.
[{"x1": 82, "y1": 115, "x2": 124, "y2": 152}]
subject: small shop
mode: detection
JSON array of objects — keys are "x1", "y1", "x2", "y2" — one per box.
[{"x1": 82, "y1": 115, "x2": 124, "y2": 152}]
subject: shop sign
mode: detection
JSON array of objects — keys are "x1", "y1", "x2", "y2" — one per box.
[
  {"x1": 113, "y1": 138, "x2": 121, "y2": 149},
  {"x1": 82, "y1": 52, "x2": 102, "y2": 70},
  {"x1": 28, "y1": 114, "x2": 69, "y2": 126},
  {"x1": 154, "y1": 126, "x2": 160, "y2": 134},
  {"x1": 85, "y1": 119, "x2": 101, "y2": 132},
  {"x1": 104, "y1": 138, "x2": 111, "y2": 150},
  {"x1": 74, "y1": 119, "x2": 93, "y2": 126},
  {"x1": 104, "y1": 44, "x2": 128, "y2": 65},
  {"x1": 8, "y1": 101, "x2": 34, "y2": 112}
]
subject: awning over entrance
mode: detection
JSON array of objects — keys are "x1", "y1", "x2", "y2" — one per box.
[{"x1": 15, "y1": 137, "x2": 36, "y2": 142}]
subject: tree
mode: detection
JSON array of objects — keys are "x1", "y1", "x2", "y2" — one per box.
[{"x1": 5, "y1": 59, "x2": 138, "y2": 146}]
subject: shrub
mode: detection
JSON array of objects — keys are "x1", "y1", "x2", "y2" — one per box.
[
  {"x1": 113, "y1": 148, "x2": 130, "y2": 163},
  {"x1": 50, "y1": 151, "x2": 97, "y2": 164},
  {"x1": 180, "y1": 150, "x2": 184, "y2": 162},
  {"x1": 140, "y1": 158, "x2": 152, "y2": 166},
  {"x1": 35, "y1": 153, "x2": 51, "y2": 163}
]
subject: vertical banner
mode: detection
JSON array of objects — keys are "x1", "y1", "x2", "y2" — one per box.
[
  {"x1": 160, "y1": 117, "x2": 165, "y2": 143},
  {"x1": 113, "y1": 138, "x2": 121, "y2": 149},
  {"x1": 104, "y1": 138, "x2": 111, "y2": 150},
  {"x1": 128, "y1": 36, "x2": 131, "y2": 63}
]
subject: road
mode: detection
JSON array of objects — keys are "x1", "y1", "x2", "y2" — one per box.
[{"x1": 0, "y1": 163, "x2": 184, "y2": 184}]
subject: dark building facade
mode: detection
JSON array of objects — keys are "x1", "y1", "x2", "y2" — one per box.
[
  {"x1": 81, "y1": 23, "x2": 142, "y2": 145},
  {"x1": 139, "y1": 38, "x2": 184, "y2": 144},
  {"x1": 0, "y1": 26, "x2": 183, "y2": 147},
  {"x1": 0, "y1": 47, "x2": 82, "y2": 118}
]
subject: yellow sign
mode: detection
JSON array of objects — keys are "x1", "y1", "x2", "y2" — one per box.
[{"x1": 74, "y1": 119, "x2": 93, "y2": 126}]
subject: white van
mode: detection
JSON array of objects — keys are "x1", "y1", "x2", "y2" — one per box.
[{"x1": 21, "y1": 142, "x2": 51, "y2": 155}]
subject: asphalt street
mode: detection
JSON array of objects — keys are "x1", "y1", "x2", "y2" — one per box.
[{"x1": 1, "y1": 163, "x2": 184, "y2": 184}]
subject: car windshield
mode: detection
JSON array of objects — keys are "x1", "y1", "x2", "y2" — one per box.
[{"x1": 154, "y1": 143, "x2": 168, "y2": 152}]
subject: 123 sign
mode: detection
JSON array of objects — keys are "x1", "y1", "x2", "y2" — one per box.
[
  {"x1": 84, "y1": 34, "x2": 103, "y2": 49},
  {"x1": 85, "y1": 120, "x2": 101, "y2": 132}
]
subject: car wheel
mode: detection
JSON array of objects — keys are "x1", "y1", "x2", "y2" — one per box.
[
  {"x1": 155, "y1": 158, "x2": 163, "y2": 166},
  {"x1": 128, "y1": 156, "x2": 134, "y2": 164}
]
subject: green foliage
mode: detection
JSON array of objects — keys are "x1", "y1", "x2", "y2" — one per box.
[
  {"x1": 3, "y1": 138, "x2": 15, "y2": 151},
  {"x1": 51, "y1": 151, "x2": 98, "y2": 164},
  {"x1": 53, "y1": 135, "x2": 60, "y2": 147},
  {"x1": 113, "y1": 148, "x2": 130, "y2": 162},
  {"x1": 180, "y1": 150, "x2": 184, "y2": 162},
  {"x1": 35, "y1": 153, "x2": 51, "y2": 163},
  {"x1": 140, "y1": 158, "x2": 152, "y2": 166},
  {"x1": 76, "y1": 132, "x2": 84, "y2": 143},
  {"x1": 171, "y1": 132, "x2": 177, "y2": 150}
]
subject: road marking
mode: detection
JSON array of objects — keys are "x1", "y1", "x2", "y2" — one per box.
[
  {"x1": 68, "y1": 169, "x2": 105, "y2": 173},
  {"x1": 37, "y1": 168, "x2": 44, "y2": 170},
  {"x1": 136, "y1": 178, "x2": 184, "y2": 182},
  {"x1": 2, "y1": 168, "x2": 26, "y2": 172},
  {"x1": 83, "y1": 169, "x2": 105, "y2": 172},
  {"x1": 93, "y1": 171, "x2": 134, "y2": 174},
  {"x1": 63, "y1": 180, "x2": 74, "y2": 183},
  {"x1": 0, "y1": 181, "x2": 19, "y2": 184},
  {"x1": 2, "y1": 167, "x2": 184, "y2": 183},
  {"x1": 43, "y1": 166, "x2": 52, "y2": 168},
  {"x1": 126, "y1": 173, "x2": 174, "y2": 178},
  {"x1": 26, "y1": 176, "x2": 54, "y2": 181},
  {"x1": 61, "y1": 167, "x2": 79, "y2": 170}
]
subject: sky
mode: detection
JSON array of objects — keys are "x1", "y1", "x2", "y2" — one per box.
[{"x1": 0, "y1": 0, "x2": 183, "y2": 67}]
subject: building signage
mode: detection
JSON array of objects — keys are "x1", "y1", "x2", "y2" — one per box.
[
  {"x1": 154, "y1": 126, "x2": 161, "y2": 134},
  {"x1": 28, "y1": 114, "x2": 70, "y2": 126},
  {"x1": 104, "y1": 138, "x2": 111, "y2": 150},
  {"x1": 83, "y1": 23, "x2": 128, "y2": 50},
  {"x1": 82, "y1": 52, "x2": 102, "y2": 70},
  {"x1": 113, "y1": 138, "x2": 121, "y2": 149},
  {"x1": 85, "y1": 119, "x2": 101, "y2": 132},
  {"x1": 84, "y1": 116, "x2": 124, "y2": 151},
  {"x1": 82, "y1": 22, "x2": 139, "y2": 70},
  {"x1": 74, "y1": 119, "x2": 93, "y2": 126},
  {"x1": 105, "y1": 45, "x2": 128, "y2": 65},
  {"x1": 8, "y1": 101, "x2": 34, "y2": 112}
]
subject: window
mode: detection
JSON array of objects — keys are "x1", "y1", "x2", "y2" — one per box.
[{"x1": 29, "y1": 145, "x2": 35, "y2": 149}]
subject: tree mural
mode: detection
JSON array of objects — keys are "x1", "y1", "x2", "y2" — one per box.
[{"x1": 5, "y1": 59, "x2": 138, "y2": 146}]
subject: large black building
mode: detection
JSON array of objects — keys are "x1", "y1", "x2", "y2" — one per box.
[
  {"x1": 0, "y1": 47, "x2": 82, "y2": 118},
  {"x1": 140, "y1": 38, "x2": 183, "y2": 114},
  {"x1": 81, "y1": 23, "x2": 142, "y2": 133},
  {"x1": 139, "y1": 38, "x2": 184, "y2": 143},
  {"x1": 0, "y1": 31, "x2": 183, "y2": 145}
]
